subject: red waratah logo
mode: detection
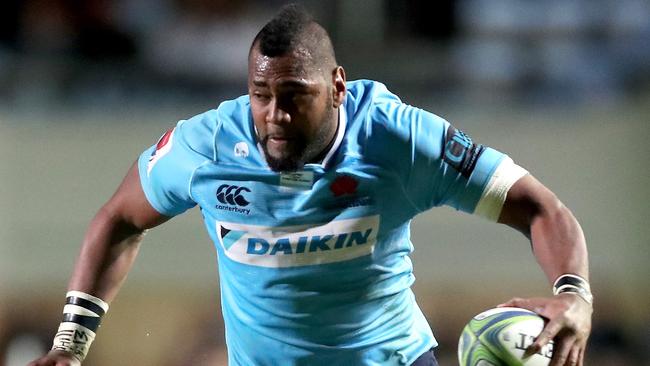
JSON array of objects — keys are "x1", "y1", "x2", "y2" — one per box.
[
  {"x1": 156, "y1": 129, "x2": 173, "y2": 150},
  {"x1": 330, "y1": 175, "x2": 358, "y2": 197},
  {"x1": 147, "y1": 128, "x2": 175, "y2": 175}
]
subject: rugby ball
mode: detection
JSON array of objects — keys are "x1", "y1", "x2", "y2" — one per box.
[{"x1": 458, "y1": 307, "x2": 553, "y2": 366}]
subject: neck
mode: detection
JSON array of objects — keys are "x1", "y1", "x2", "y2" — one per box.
[{"x1": 309, "y1": 110, "x2": 339, "y2": 164}]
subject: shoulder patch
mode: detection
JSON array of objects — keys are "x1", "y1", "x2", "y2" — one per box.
[
  {"x1": 147, "y1": 128, "x2": 175, "y2": 175},
  {"x1": 443, "y1": 126, "x2": 485, "y2": 178}
]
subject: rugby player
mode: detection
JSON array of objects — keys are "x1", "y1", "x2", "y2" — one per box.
[{"x1": 30, "y1": 4, "x2": 592, "y2": 366}]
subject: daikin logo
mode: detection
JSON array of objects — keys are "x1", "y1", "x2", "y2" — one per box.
[
  {"x1": 216, "y1": 215, "x2": 380, "y2": 268},
  {"x1": 246, "y1": 230, "x2": 372, "y2": 255}
]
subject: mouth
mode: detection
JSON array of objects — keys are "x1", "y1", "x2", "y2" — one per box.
[{"x1": 266, "y1": 134, "x2": 295, "y2": 145}]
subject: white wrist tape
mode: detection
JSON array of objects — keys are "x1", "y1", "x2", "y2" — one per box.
[
  {"x1": 51, "y1": 291, "x2": 109, "y2": 362},
  {"x1": 552, "y1": 274, "x2": 593, "y2": 305}
]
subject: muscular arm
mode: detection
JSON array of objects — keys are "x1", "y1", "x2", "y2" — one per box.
[
  {"x1": 69, "y1": 162, "x2": 170, "y2": 302},
  {"x1": 497, "y1": 174, "x2": 592, "y2": 366},
  {"x1": 498, "y1": 174, "x2": 588, "y2": 283},
  {"x1": 29, "y1": 162, "x2": 170, "y2": 366}
]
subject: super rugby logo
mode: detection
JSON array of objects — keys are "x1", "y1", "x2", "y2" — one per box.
[
  {"x1": 216, "y1": 215, "x2": 380, "y2": 268},
  {"x1": 443, "y1": 126, "x2": 485, "y2": 178},
  {"x1": 215, "y1": 184, "x2": 251, "y2": 215},
  {"x1": 147, "y1": 128, "x2": 174, "y2": 176}
]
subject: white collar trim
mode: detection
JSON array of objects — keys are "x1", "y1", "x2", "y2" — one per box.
[{"x1": 319, "y1": 106, "x2": 346, "y2": 167}]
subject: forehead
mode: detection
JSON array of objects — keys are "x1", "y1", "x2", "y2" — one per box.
[{"x1": 249, "y1": 47, "x2": 323, "y2": 85}]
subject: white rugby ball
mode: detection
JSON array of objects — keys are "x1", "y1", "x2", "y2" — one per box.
[{"x1": 458, "y1": 307, "x2": 553, "y2": 366}]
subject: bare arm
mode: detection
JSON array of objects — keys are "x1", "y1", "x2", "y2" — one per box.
[
  {"x1": 498, "y1": 174, "x2": 592, "y2": 366},
  {"x1": 68, "y1": 161, "x2": 170, "y2": 301},
  {"x1": 29, "y1": 162, "x2": 170, "y2": 366},
  {"x1": 498, "y1": 174, "x2": 588, "y2": 283}
]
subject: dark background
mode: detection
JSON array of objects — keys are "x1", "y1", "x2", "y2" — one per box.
[{"x1": 1, "y1": 1, "x2": 649, "y2": 365}]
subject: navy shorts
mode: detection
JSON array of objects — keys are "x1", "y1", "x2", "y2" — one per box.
[{"x1": 411, "y1": 349, "x2": 438, "y2": 366}]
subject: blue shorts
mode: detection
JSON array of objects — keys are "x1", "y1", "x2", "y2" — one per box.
[{"x1": 411, "y1": 349, "x2": 438, "y2": 366}]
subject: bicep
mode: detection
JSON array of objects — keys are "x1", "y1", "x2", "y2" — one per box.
[
  {"x1": 498, "y1": 174, "x2": 561, "y2": 237},
  {"x1": 102, "y1": 161, "x2": 171, "y2": 230}
]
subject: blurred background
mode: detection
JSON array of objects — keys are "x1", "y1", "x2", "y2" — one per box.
[{"x1": 1, "y1": 0, "x2": 649, "y2": 365}]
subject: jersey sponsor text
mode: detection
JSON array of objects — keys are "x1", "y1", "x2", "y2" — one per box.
[{"x1": 216, "y1": 215, "x2": 379, "y2": 267}]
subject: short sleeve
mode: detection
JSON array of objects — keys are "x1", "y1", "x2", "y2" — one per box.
[
  {"x1": 370, "y1": 102, "x2": 506, "y2": 214},
  {"x1": 138, "y1": 111, "x2": 216, "y2": 216}
]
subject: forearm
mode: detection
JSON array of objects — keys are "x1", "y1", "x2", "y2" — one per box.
[
  {"x1": 68, "y1": 206, "x2": 145, "y2": 303},
  {"x1": 31, "y1": 162, "x2": 168, "y2": 364},
  {"x1": 499, "y1": 175, "x2": 589, "y2": 285},
  {"x1": 497, "y1": 175, "x2": 592, "y2": 364},
  {"x1": 529, "y1": 202, "x2": 589, "y2": 285}
]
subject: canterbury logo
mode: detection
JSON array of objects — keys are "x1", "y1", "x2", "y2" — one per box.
[{"x1": 216, "y1": 185, "x2": 251, "y2": 207}]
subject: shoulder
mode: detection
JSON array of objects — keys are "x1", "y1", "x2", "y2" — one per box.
[
  {"x1": 214, "y1": 94, "x2": 251, "y2": 122},
  {"x1": 176, "y1": 94, "x2": 251, "y2": 158},
  {"x1": 346, "y1": 79, "x2": 402, "y2": 112},
  {"x1": 345, "y1": 79, "x2": 447, "y2": 136},
  {"x1": 344, "y1": 79, "x2": 402, "y2": 133},
  {"x1": 186, "y1": 94, "x2": 250, "y2": 132}
]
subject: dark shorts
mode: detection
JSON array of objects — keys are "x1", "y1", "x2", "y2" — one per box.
[{"x1": 411, "y1": 348, "x2": 438, "y2": 366}]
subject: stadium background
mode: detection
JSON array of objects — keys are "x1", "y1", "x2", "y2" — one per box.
[{"x1": 1, "y1": 0, "x2": 648, "y2": 364}]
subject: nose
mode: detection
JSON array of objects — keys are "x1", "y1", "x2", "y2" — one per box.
[{"x1": 265, "y1": 99, "x2": 290, "y2": 125}]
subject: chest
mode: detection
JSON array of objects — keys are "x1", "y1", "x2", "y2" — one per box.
[{"x1": 193, "y1": 162, "x2": 412, "y2": 224}]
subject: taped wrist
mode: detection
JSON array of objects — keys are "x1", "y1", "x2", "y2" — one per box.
[
  {"x1": 51, "y1": 291, "x2": 109, "y2": 362},
  {"x1": 553, "y1": 274, "x2": 593, "y2": 305}
]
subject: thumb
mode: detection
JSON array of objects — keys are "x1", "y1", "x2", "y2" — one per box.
[
  {"x1": 497, "y1": 297, "x2": 528, "y2": 308},
  {"x1": 497, "y1": 297, "x2": 545, "y2": 315}
]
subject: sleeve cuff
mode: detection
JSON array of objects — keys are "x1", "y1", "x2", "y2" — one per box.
[{"x1": 473, "y1": 157, "x2": 528, "y2": 221}]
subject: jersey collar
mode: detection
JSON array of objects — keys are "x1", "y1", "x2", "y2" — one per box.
[{"x1": 316, "y1": 106, "x2": 347, "y2": 168}]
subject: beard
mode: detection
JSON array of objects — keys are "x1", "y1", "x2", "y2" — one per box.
[
  {"x1": 261, "y1": 136, "x2": 306, "y2": 172},
  {"x1": 261, "y1": 107, "x2": 336, "y2": 172}
]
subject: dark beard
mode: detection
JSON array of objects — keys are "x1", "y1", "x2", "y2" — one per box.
[
  {"x1": 261, "y1": 107, "x2": 336, "y2": 172},
  {"x1": 261, "y1": 136, "x2": 306, "y2": 172}
]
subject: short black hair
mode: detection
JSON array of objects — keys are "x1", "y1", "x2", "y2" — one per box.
[
  {"x1": 253, "y1": 4, "x2": 313, "y2": 57},
  {"x1": 250, "y1": 3, "x2": 336, "y2": 68}
]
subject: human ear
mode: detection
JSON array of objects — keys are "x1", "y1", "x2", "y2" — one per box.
[{"x1": 332, "y1": 66, "x2": 347, "y2": 108}]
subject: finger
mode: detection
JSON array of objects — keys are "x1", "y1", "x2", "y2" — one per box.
[
  {"x1": 497, "y1": 297, "x2": 522, "y2": 307},
  {"x1": 577, "y1": 345, "x2": 586, "y2": 366},
  {"x1": 566, "y1": 343, "x2": 581, "y2": 366},
  {"x1": 548, "y1": 334, "x2": 575, "y2": 366},
  {"x1": 524, "y1": 320, "x2": 563, "y2": 358},
  {"x1": 497, "y1": 297, "x2": 541, "y2": 312}
]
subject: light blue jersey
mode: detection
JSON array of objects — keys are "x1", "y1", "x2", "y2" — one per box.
[{"x1": 138, "y1": 80, "x2": 506, "y2": 365}]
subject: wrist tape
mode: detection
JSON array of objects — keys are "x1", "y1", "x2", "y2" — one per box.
[
  {"x1": 51, "y1": 291, "x2": 109, "y2": 362},
  {"x1": 553, "y1": 274, "x2": 593, "y2": 305}
]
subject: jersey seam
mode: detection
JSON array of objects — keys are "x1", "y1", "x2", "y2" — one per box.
[
  {"x1": 405, "y1": 103, "x2": 430, "y2": 215},
  {"x1": 370, "y1": 100, "x2": 422, "y2": 216},
  {"x1": 187, "y1": 115, "x2": 221, "y2": 202},
  {"x1": 405, "y1": 105, "x2": 424, "y2": 214},
  {"x1": 187, "y1": 160, "x2": 212, "y2": 202}
]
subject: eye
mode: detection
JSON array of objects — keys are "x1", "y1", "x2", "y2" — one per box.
[
  {"x1": 286, "y1": 89, "x2": 311, "y2": 102},
  {"x1": 294, "y1": 92, "x2": 311, "y2": 101},
  {"x1": 253, "y1": 92, "x2": 270, "y2": 102}
]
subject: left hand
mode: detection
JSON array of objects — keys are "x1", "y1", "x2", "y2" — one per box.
[{"x1": 498, "y1": 293, "x2": 592, "y2": 366}]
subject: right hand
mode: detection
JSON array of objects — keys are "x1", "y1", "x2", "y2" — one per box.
[{"x1": 28, "y1": 350, "x2": 81, "y2": 366}]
